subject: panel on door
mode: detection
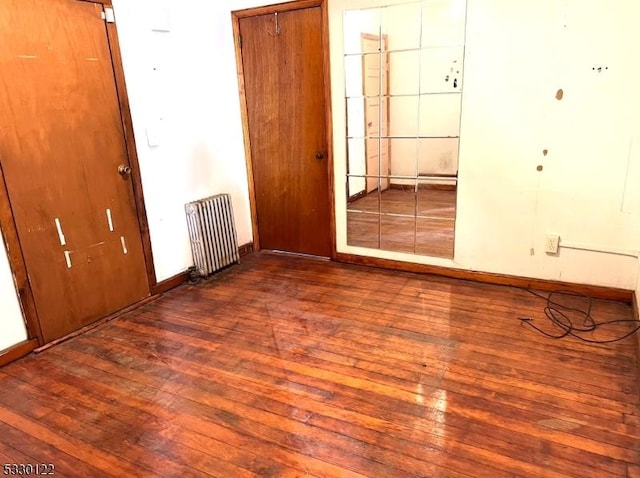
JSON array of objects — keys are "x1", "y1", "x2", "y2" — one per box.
[
  {"x1": 0, "y1": 0, "x2": 150, "y2": 343},
  {"x1": 239, "y1": 7, "x2": 331, "y2": 257}
]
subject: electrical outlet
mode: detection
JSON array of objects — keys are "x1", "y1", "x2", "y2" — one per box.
[{"x1": 545, "y1": 234, "x2": 560, "y2": 254}]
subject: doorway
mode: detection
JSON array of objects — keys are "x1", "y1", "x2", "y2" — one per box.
[
  {"x1": 362, "y1": 34, "x2": 390, "y2": 194},
  {"x1": 233, "y1": 1, "x2": 334, "y2": 258},
  {"x1": 0, "y1": 0, "x2": 152, "y2": 344}
]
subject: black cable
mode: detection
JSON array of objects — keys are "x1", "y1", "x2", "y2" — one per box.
[{"x1": 517, "y1": 289, "x2": 640, "y2": 344}]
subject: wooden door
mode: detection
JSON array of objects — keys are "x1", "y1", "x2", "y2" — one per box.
[
  {"x1": 362, "y1": 35, "x2": 390, "y2": 193},
  {"x1": 0, "y1": 0, "x2": 150, "y2": 343},
  {"x1": 239, "y1": 6, "x2": 331, "y2": 257}
]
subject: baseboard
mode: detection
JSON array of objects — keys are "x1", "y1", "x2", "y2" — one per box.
[
  {"x1": 335, "y1": 252, "x2": 633, "y2": 303},
  {"x1": 418, "y1": 183, "x2": 457, "y2": 191},
  {"x1": 1, "y1": 277, "x2": 181, "y2": 366},
  {"x1": 348, "y1": 190, "x2": 367, "y2": 203},
  {"x1": 633, "y1": 292, "x2": 639, "y2": 366},
  {"x1": 151, "y1": 271, "x2": 189, "y2": 295},
  {"x1": 34, "y1": 295, "x2": 160, "y2": 354},
  {"x1": 389, "y1": 183, "x2": 456, "y2": 191},
  {"x1": 0, "y1": 339, "x2": 38, "y2": 368},
  {"x1": 151, "y1": 243, "x2": 253, "y2": 295},
  {"x1": 388, "y1": 183, "x2": 413, "y2": 191},
  {"x1": 1, "y1": 244, "x2": 256, "y2": 366},
  {"x1": 239, "y1": 242, "x2": 254, "y2": 257}
]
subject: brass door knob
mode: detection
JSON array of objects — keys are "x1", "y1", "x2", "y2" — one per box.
[{"x1": 118, "y1": 164, "x2": 132, "y2": 176}]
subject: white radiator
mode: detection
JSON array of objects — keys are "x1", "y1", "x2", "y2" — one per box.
[{"x1": 185, "y1": 193, "x2": 239, "y2": 277}]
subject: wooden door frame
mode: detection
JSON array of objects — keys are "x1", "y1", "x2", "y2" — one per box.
[
  {"x1": 0, "y1": 0, "x2": 156, "y2": 348},
  {"x1": 232, "y1": 0, "x2": 336, "y2": 258}
]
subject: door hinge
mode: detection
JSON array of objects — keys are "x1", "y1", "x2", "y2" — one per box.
[
  {"x1": 238, "y1": 35, "x2": 243, "y2": 49},
  {"x1": 101, "y1": 7, "x2": 115, "y2": 24}
]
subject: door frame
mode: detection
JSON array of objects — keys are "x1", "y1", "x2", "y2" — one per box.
[
  {"x1": 231, "y1": 0, "x2": 336, "y2": 258},
  {"x1": 361, "y1": 33, "x2": 391, "y2": 193},
  {"x1": 0, "y1": 0, "x2": 156, "y2": 347}
]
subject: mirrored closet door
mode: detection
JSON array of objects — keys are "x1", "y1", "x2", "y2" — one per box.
[{"x1": 343, "y1": 0, "x2": 466, "y2": 258}]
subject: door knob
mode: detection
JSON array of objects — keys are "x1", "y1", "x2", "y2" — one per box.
[
  {"x1": 118, "y1": 164, "x2": 132, "y2": 176},
  {"x1": 315, "y1": 152, "x2": 325, "y2": 160}
]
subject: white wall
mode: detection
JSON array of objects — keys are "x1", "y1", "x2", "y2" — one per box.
[
  {"x1": 0, "y1": 235, "x2": 27, "y2": 351},
  {"x1": 636, "y1": 259, "x2": 640, "y2": 317},
  {"x1": 332, "y1": 0, "x2": 640, "y2": 290},
  {"x1": 344, "y1": 9, "x2": 376, "y2": 197},
  {"x1": 112, "y1": 0, "x2": 292, "y2": 282}
]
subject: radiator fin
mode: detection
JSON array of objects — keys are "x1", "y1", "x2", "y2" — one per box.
[{"x1": 185, "y1": 193, "x2": 239, "y2": 277}]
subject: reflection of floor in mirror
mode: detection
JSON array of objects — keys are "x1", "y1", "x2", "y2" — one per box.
[{"x1": 347, "y1": 188, "x2": 456, "y2": 258}]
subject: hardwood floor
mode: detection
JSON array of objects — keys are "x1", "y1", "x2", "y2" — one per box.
[
  {"x1": 347, "y1": 188, "x2": 456, "y2": 257},
  {"x1": 0, "y1": 252, "x2": 639, "y2": 477}
]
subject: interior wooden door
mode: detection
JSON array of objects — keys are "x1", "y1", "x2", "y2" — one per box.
[
  {"x1": 362, "y1": 34, "x2": 390, "y2": 193},
  {"x1": 239, "y1": 6, "x2": 331, "y2": 257},
  {"x1": 0, "y1": 0, "x2": 150, "y2": 343}
]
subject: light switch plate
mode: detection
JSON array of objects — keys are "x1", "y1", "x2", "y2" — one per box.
[
  {"x1": 146, "y1": 126, "x2": 160, "y2": 147},
  {"x1": 150, "y1": 7, "x2": 171, "y2": 32}
]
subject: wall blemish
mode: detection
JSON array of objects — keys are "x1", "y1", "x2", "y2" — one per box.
[{"x1": 555, "y1": 89, "x2": 564, "y2": 100}]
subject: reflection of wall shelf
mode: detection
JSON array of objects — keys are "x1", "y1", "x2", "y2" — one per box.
[
  {"x1": 346, "y1": 174, "x2": 457, "y2": 181},
  {"x1": 348, "y1": 135, "x2": 460, "y2": 140},
  {"x1": 347, "y1": 92, "x2": 462, "y2": 98},
  {"x1": 344, "y1": 45, "x2": 465, "y2": 56},
  {"x1": 346, "y1": 208, "x2": 455, "y2": 223},
  {"x1": 417, "y1": 175, "x2": 457, "y2": 180}
]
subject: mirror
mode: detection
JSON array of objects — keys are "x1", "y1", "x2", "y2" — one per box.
[{"x1": 344, "y1": 0, "x2": 466, "y2": 258}]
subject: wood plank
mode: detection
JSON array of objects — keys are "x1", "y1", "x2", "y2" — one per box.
[
  {"x1": 0, "y1": 253, "x2": 638, "y2": 476},
  {"x1": 63, "y1": 329, "x2": 629, "y2": 477},
  {"x1": 47, "y1": 337, "x2": 503, "y2": 477},
  {"x1": 0, "y1": 420, "x2": 106, "y2": 478},
  {"x1": 0, "y1": 370, "x2": 269, "y2": 477},
  {"x1": 347, "y1": 188, "x2": 456, "y2": 257},
  {"x1": 0, "y1": 339, "x2": 37, "y2": 367},
  {"x1": 127, "y1": 305, "x2": 638, "y2": 431},
  {"x1": 110, "y1": 318, "x2": 638, "y2": 462}
]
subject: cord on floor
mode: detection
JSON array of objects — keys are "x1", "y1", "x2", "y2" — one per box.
[{"x1": 518, "y1": 289, "x2": 640, "y2": 344}]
